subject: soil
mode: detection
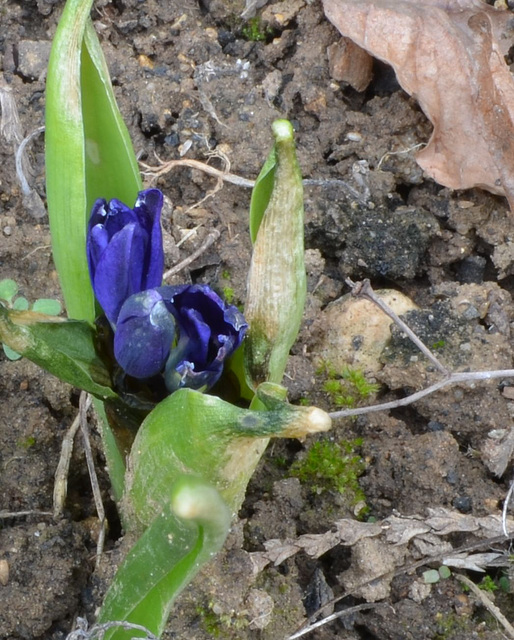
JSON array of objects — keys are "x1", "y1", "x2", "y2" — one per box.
[{"x1": 1, "y1": 1, "x2": 514, "y2": 639}]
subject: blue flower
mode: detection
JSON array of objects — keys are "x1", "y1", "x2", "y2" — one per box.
[
  {"x1": 114, "y1": 284, "x2": 248, "y2": 391},
  {"x1": 87, "y1": 189, "x2": 164, "y2": 325}
]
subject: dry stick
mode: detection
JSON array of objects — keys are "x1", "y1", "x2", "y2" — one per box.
[
  {"x1": 329, "y1": 369, "x2": 514, "y2": 420},
  {"x1": 53, "y1": 404, "x2": 85, "y2": 517},
  {"x1": 0, "y1": 510, "x2": 52, "y2": 519},
  {"x1": 503, "y1": 476, "x2": 514, "y2": 537},
  {"x1": 455, "y1": 574, "x2": 514, "y2": 640},
  {"x1": 78, "y1": 392, "x2": 106, "y2": 568},
  {"x1": 329, "y1": 279, "x2": 514, "y2": 420},
  {"x1": 288, "y1": 603, "x2": 393, "y2": 640},
  {"x1": 141, "y1": 157, "x2": 255, "y2": 188},
  {"x1": 163, "y1": 229, "x2": 220, "y2": 280},
  {"x1": 142, "y1": 158, "x2": 370, "y2": 200}
]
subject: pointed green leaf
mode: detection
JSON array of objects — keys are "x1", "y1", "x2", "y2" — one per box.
[
  {"x1": 45, "y1": 2, "x2": 142, "y2": 321},
  {"x1": 0, "y1": 305, "x2": 116, "y2": 400},
  {"x1": 249, "y1": 145, "x2": 276, "y2": 244},
  {"x1": 2, "y1": 344, "x2": 22, "y2": 361},
  {"x1": 98, "y1": 477, "x2": 231, "y2": 640}
]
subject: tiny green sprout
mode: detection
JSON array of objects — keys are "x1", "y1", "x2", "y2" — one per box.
[
  {"x1": 222, "y1": 286, "x2": 235, "y2": 305},
  {"x1": 32, "y1": 298, "x2": 62, "y2": 315},
  {"x1": 438, "y1": 565, "x2": 451, "y2": 579},
  {"x1": 0, "y1": 279, "x2": 18, "y2": 304},
  {"x1": 432, "y1": 339, "x2": 446, "y2": 350},
  {"x1": 221, "y1": 269, "x2": 231, "y2": 280},
  {"x1": 0, "y1": 279, "x2": 62, "y2": 360},
  {"x1": 318, "y1": 362, "x2": 380, "y2": 408},
  {"x1": 423, "y1": 569, "x2": 441, "y2": 584},
  {"x1": 12, "y1": 297, "x2": 29, "y2": 311},
  {"x1": 17, "y1": 435, "x2": 36, "y2": 449},
  {"x1": 478, "y1": 574, "x2": 499, "y2": 593},
  {"x1": 241, "y1": 17, "x2": 273, "y2": 42},
  {"x1": 498, "y1": 574, "x2": 510, "y2": 593},
  {"x1": 290, "y1": 439, "x2": 367, "y2": 505},
  {"x1": 423, "y1": 566, "x2": 451, "y2": 584}
]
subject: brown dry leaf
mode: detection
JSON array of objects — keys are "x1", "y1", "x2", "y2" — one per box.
[
  {"x1": 250, "y1": 508, "x2": 514, "y2": 572},
  {"x1": 322, "y1": 0, "x2": 514, "y2": 210}
]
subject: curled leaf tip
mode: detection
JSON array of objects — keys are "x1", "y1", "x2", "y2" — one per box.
[{"x1": 272, "y1": 119, "x2": 294, "y2": 142}]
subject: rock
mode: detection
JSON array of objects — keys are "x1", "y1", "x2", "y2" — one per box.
[
  {"x1": 314, "y1": 289, "x2": 418, "y2": 375},
  {"x1": 17, "y1": 40, "x2": 51, "y2": 81}
]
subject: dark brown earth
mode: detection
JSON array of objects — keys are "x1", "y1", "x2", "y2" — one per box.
[{"x1": 1, "y1": 1, "x2": 514, "y2": 639}]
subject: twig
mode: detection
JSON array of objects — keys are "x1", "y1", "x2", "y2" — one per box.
[
  {"x1": 329, "y1": 369, "x2": 514, "y2": 420},
  {"x1": 142, "y1": 157, "x2": 378, "y2": 203},
  {"x1": 329, "y1": 278, "x2": 514, "y2": 419},
  {"x1": 346, "y1": 278, "x2": 449, "y2": 376},
  {"x1": 503, "y1": 475, "x2": 514, "y2": 537},
  {"x1": 0, "y1": 510, "x2": 53, "y2": 519},
  {"x1": 163, "y1": 229, "x2": 220, "y2": 280},
  {"x1": 454, "y1": 574, "x2": 514, "y2": 640},
  {"x1": 141, "y1": 157, "x2": 255, "y2": 188},
  {"x1": 78, "y1": 392, "x2": 106, "y2": 568},
  {"x1": 53, "y1": 406, "x2": 84, "y2": 517},
  {"x1": 287, "y1": 602, "x2": 393, "y2": 639},
  {"x1": 15, "y1": 126, "x2": 45, "y2": 195}
]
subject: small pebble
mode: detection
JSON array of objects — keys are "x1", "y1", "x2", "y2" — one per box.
[
  {"x1": 453, "y1": 495, "x2": 472, "y2": 513},
  {"x1": 0, "y1": 559, "x2": 9, "y2": 586}
]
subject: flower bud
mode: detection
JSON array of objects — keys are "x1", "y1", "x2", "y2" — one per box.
[
  {"x1": 114, "y1": 289, "x2": 175, "y2": 379},
  {"x1": 87, "y1": 189, "x2": 164, "y2": 324},
  {"x1": 113, "y1": 284, "x2": 248, "y2": 392},
  {"x1": 244, "y1": 120, "x2": 306, "y2": 387},
  {"x1": 161, "y1": 285, "x2": 247, "y2": 392}
]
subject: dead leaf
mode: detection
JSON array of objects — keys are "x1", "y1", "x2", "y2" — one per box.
[
  {"x1": 322, "y1": 0, "x2": 514, "y2": 210},
  {"x1": 250, "y1": 508, "x2": 514, "y2": 575}
]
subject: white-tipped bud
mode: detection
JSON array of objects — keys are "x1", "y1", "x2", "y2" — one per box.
[{"x1": 245, "y1": 120, "x2": 306, "y2": 388}]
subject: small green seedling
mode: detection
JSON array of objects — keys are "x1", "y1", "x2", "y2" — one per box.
[
  {"x1": 318, "y1": 362, "x2": 380, "y2": 408},
  {"x1": 241, "y1": 17, "x2": 274, "y2": 42},
  {"x1": 423, "y1": 566, "x2": 452, "y2": 584},
  {"x1": 0, "y1": 278, "x2": 61, "y2": 360}
]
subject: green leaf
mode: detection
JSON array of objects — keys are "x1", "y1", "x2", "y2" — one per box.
[
  {"x1": 45, "y1": 1, "x2": 142, "y2": 321},
  {"x1": 0, "y1": 279, "x2": 18, "y2": 304},
  {"x1": 97, "y1": 476, "x2": 231, "y2": 640},
  {"x1": 423, "y1": 569, "x2": 440, "y2": 584},
  {"x1": 92, "y1": 398, "x2": 126, "y2": 505},
  {"x1": 249, "y1": 145, "x2": 276, "y2": 244},
  {"x1": 12, "y1": 297, "x2": 29, "y2": 311},
  {"x1": 32, "y1": 298, "x2": 62, "y2": 315},
  {"x1": 124, "y1": 386, "x2": 330, "y2": 529},
  {"x1": 438, "y1": 565, "x2": 451, "y2": 579},
  {"x1": 2, "y1": 344, "x2": 22, "y2": 361},
  {"x1": 0, "y1": 305, "x2": 116, "y2": 401}
]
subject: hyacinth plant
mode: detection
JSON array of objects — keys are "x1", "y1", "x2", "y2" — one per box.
[{"x1": 0, "y1": 1, "x2": 332, "y2": 638}]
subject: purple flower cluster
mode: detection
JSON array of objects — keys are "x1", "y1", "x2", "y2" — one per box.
[{"x1": 87, "y1": 189, "x2": 247, "y2": 392}]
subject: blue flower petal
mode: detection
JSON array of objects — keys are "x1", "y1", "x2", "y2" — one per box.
[
  {"x1": 157, "y1": 284, "x2": 248, "y2": 392},
  {"x1": 114, "y1": 289, "x2": 175, "y2": 379},
  {"x1": 87, "y1": 189, "x2": 164, "y2": 325}
]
